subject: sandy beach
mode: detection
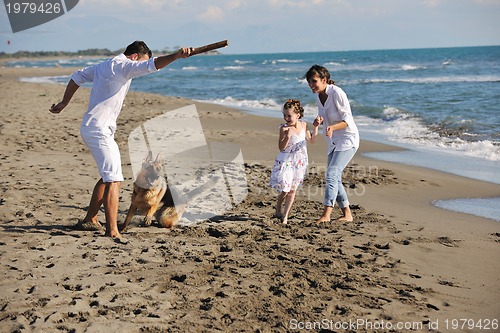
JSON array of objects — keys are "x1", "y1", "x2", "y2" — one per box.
[{"x1": 0, "y1": 63, "x2": 499, "y2": 332}]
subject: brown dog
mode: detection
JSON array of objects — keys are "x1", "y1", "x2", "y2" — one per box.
[{"x1": 120, "y1": 152, "x2": 189, "y2": 231}]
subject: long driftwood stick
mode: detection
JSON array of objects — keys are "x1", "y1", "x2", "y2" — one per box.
[{"x1": 190, "y1": 40, "x2": 228, "y2": 56}]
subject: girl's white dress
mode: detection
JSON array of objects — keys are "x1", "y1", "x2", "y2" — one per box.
[{"x1": 269, "y1": 122, "x2": 308, "y2": 192}]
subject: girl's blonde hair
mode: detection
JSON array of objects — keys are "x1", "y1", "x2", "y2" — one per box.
[{"x1": 283, "y1": 99, "x2": 304, "y2": 119}]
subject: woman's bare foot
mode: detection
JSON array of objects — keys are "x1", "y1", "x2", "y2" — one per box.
[
  {"x1": 316, "y1": 216, "x2": 330, "y2": 224},
  {"x1": 334, "y1": 216, "x2": 353, "y2": 222},
  {"x1": 316, "y1": 205, "x2": 333, "y2": 224},
  {"x1": 335, "y1": 206, "x2": 353, "y2": 222},
  {"x1": 282, "y1": 216, "x2": 288, "y2": 225}
]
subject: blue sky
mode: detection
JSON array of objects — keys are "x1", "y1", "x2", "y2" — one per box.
[{"x1": 1, "y1": 0, "x2": 499, "y2": 54}]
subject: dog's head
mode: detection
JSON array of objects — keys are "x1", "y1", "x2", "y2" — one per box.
[{"x1": 135, "y1": 151, "x2": 165, "y2": 189}]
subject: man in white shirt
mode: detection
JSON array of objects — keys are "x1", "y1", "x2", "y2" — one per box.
[{"x1": 50, "y1": 41, "x2": 192, "y2": 241}]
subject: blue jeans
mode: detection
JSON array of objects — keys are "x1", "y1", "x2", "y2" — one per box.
[{"x1": 324, "y1": 147, "x2": 356, "y2": 208}]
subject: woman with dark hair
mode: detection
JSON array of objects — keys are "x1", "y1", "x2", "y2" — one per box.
[{"x1": 306, "y1": 65, "x2": 359, "y2": 223}]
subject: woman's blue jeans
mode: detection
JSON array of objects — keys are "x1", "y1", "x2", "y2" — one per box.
[{"x1": 324, "y1": 147, "x2": 356, "y2": 208}]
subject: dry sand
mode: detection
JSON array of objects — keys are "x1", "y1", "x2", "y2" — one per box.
[{"x1": 0, "y1": 63, "x2": 499, "y2": 332}]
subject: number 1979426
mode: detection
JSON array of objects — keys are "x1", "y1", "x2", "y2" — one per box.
[
  {"x1": 6, "y1": 2, "x2": 62, "y2": 14},
  {"x1": 444, "y1": 319, "x2": 498, "y2": 330}
]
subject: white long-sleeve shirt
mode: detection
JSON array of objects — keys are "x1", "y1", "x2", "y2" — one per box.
[
  {"x1": 315, "y1": 84, "x2": 360, "y2": 153},
  {"x1": 71, "y1": 54, "x2": 158, "y2": 129}
]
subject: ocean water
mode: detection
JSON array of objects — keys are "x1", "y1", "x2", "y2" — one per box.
[
  {"x1": 10, "y1": 46, "x2": 500, "y2": 221},
  {"x1": 434, "y1": 197, "x2": 500, "y2": 222}
]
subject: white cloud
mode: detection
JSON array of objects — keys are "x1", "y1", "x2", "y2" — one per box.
[
  {"x1": 423, "y1": 0, "x2": 440, "y2": 7},
  {"x1": 141, "y1": 0, "x2": 171, "y2": 7},
  {"x1": 288, "y1": 0, "x2": 320, "y2": 7},
  {"x1": 80, "y1": 0, "x2": 176, "y2": 10},
  {"x1": 226, "y1": 0, "x2": 242, "y2": 10},
  {"x1": 197, "y1": 6, "x2": 224, "y2": 22},
  {"x1": 269, "y1": 0, "x2": 326, "y2": 7},
  {"x1": 80, "y1": 0, "x2": 133, "y2": 8}
]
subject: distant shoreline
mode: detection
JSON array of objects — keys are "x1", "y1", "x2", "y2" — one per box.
[
  {"x1": 0, "y1": 48, "x2": 221, "y2": 60},
  {"x1": 0, "y1": 55, "x2": 104, "y2": 64}
]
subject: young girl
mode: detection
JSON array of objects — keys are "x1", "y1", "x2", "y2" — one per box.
[
  {"x1": 270, "y1": 99, "x2": 319, "y2": 224},
  {"x1": 306, "y1": 65, "x2": 360, "y2": 223}
]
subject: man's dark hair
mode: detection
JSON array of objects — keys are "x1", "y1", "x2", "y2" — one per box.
[{"x1": 124, "y1": 41, "x2": 152, "y2": 59}]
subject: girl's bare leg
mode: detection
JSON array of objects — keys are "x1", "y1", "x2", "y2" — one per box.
[
  {"x1": 282, "y1": 190, "x2": 296, "y2": 224},
  {"x1": 275, "y1": 191, "x2": 287, "y2": 219}
]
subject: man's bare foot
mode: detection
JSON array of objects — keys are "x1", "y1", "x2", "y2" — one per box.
[
  {"x1": 112, "y1": 236, "x2": 129, "y2": 244},
  {"x1": 106, "y1": 231, "x2": 128, "y2": 244},
  {"x1": 105, "y1": 230, "x2": 122, "y2": 238},
  {"x1": 74, "y1": 220, "x2": 104, "y2": 231},
  {"x1": 282, "y1": 216, "x2": 288, "y2": 225}
]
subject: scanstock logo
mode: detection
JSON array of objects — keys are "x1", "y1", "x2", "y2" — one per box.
[
  {"x1": 128, "y1": 105, "x2": 249, "y2": 223},
  {"x1": 3, "y1": 0, "x2": 79, "y2": 33}
]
